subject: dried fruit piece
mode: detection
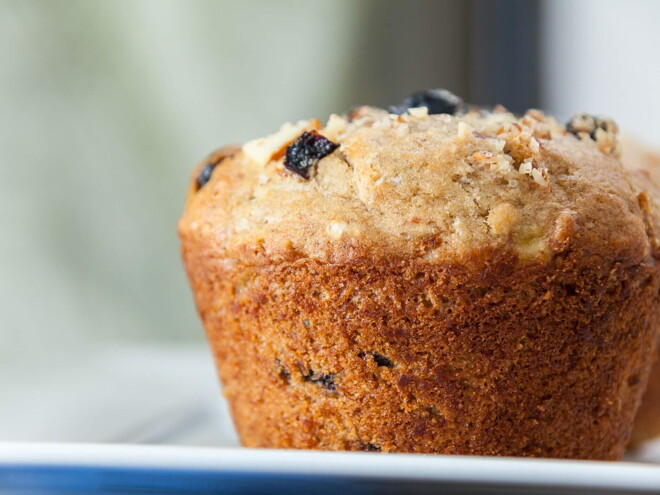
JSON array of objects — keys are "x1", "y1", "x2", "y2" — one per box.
[
  {"x1": 390, "y1": 89, "x2": 464, "y2": 115},
  {"x1": 196, "y1": 163, "x2": 217, "y2": 189},
  {"x1": 304, "y1": 370, "x2": 336, "y2": 391},
  {"x1": 363, "y1": 443, "x2": 381, "y2": 452},
  {"x1": 358, "y1": 351, "x2": 395, "y2": 367},
  {"x1": 195, "y1": 145, "x2": 239, "y2": 190},
  {"x1": 372, "y1": 353, "x2": 394, "y2": 368},
  {"x1": 284, "y1": 131, "x2": 339, "y2": 179},
  {"x1": 275, "y1": 358, "x2": 291, "y2": 384}
]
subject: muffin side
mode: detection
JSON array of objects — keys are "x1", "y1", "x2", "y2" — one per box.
[{"x1": 182, "y1": 242, "x2": 659, "y2": 459}]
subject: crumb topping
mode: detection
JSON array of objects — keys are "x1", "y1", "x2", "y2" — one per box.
[{"x1": 181, "y1": 91, "x2": 653, "y2": 266}]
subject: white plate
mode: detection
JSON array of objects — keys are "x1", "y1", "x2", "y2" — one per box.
[
  {"x1": 2, "y1": 443, "x2": 660, "y2": 494},
  {"x1": 2, "y1": 344, "x2": 660, "y2": 494}
]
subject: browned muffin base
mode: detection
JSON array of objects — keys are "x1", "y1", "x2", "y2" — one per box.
[{"x1": 182, "y1": 240, "x2": 660, "y2": 460}]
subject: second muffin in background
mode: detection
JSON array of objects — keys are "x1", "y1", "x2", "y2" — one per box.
[{"x1": 622, "y1": 137, "x2": 660, "y2": 447}]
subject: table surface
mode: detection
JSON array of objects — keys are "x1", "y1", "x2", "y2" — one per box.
[{"x1": 0, "y1": 344, "x2": 238, "y2": 447}]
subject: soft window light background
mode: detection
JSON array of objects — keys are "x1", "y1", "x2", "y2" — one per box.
[
  {"x1": 542, "y1": 0, "x2": 660, "y2": 146},
  {"x1": 1, "y1": 0, "x2": 660, "y2": 442}
]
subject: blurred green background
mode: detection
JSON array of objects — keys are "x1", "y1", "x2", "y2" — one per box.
[{"x1": 1, "y1": 0, "x2": 659, "y2": 366}]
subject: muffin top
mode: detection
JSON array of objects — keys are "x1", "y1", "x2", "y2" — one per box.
[{"x1": 179, "y1": 90, "x2": 660, "y2": 266}]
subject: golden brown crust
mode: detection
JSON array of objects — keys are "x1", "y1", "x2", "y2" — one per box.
[{"x1": 180, "y1": 238, "x2": 660, "y2": 459}]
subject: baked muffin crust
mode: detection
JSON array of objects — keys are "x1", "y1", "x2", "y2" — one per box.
[{"x1": 179, "y1": 94, "x2": 660, "y2": 459}]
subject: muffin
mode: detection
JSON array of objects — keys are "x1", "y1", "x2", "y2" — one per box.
[
  {"x1": 179, "y1": 90, "x2": 660, "y2": 460},
  {"x1": 622, "y1": 136, "x2": 660, "y2": 447}
]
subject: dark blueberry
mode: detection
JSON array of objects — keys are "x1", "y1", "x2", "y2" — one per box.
[
  {"x1": 371, "y1": 353, "x2": 394, "y2": 368},
  {"x1": 359, "y1": 351, "x2": 394, "y2": 368},
  {"x1": 284, "y1": 131, "x2": 339, "y2": 179},
  {"x1": 196, "y1": 163, "x2": 217, "y2": 189},
  {"x1": 195, "y1": 147, "x2": 238, "y2": 190},
  {"x1": 279, "y1": 367, "x2": 291, "y2": 383},
  {"x1": 363, "y1": 443, "x2": 381, "y2": 452},
  {"x1": 275, "y1": 359, "x2": 291, "y2": 384},
  {"x1": 304, "y1": 370, "x2": 336, "y2": 391},
  {"x1": 389, "y1": 89, "x2": 465, "y2": 115}
]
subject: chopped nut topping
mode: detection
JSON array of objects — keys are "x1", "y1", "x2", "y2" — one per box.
[
  {"x1": 324, "y1": 114, "x2": 348, "y2": 140},
  {"x1": 407, "y1": 106, "x2": 429, "y2": 118},
  {"x1": 518, "y1": 159, "x2": 550, "y2": 187},
  {"x1": 529, "y1": 137, "x2": 540, "y2": 153},
  {"x1": 470, "y1": 151, "x2": 501, "y2": 169},
  {"x1": 525, "y1": 109, "x2": 545, "y2": 122},
  {"x1": 457, "y1": 121, "x2": 473, "y2": 139},
  {"x1": 519, "y1": 160, "x2": 533, "y2": 175},
  {"x1": 487, "y1": 202, "x2": 520, "y2": 235},
  {"x1": 327, "y1": 221, "x2": 347, "y2": 239},
  {"x1": 531, "y1": 167, "x2": 550, "y2": 187}
]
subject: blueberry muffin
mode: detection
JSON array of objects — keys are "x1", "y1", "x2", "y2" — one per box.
[
  {"x1": 622, "y1": 137, "x2": 660, "y2": 447},
  {"x1": 179, "y1": 90, "x2": 660, "y2": 460}
]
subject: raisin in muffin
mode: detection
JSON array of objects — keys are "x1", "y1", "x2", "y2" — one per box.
[
  {"x1": 179, "y1": 90, "x2": 660, "y2": 460},
  {"x1": 622, "y1": 136, "x2": 660, "y2": 447}
]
